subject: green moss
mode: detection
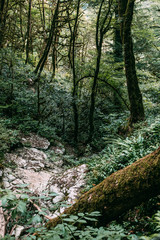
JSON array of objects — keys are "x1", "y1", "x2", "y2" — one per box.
[{"x1": 46, "y1": 148, "x2": 160, "y2": 229}]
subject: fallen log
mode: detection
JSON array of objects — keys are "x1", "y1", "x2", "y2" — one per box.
[{"x1": 46, "y1": 147, "x2": 160, "y2": 228}]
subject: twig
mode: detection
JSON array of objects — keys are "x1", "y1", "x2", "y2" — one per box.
[
  {"x1": 9, "y1": 224, "x2": 17, "y2": 235},
  {"x1": 29, "y1": 200, "x2": 52, "y2": 220}
]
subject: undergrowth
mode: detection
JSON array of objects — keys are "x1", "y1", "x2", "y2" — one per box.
[{"x1": 84, "y1": 114, "x2": 160, "y2": 187}]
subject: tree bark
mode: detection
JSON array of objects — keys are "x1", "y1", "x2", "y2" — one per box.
[
  {"x1": 0, "y1": 0, "x2": 8, "y2": 49},
  {"x1": 25, "y1": 0, "x2": 32, "y2": 64},
  {"x1": 34, "y1": 0, "x2": 60, "y2": 76},
  {"x1": 67, "y1": 0, "x2": 81, "y2": 144},
  {"x1": 114, "y1": 1, "x2": 123, "y2": 63},
  {"x1": 118, "y1": 0, "x2": 144, "y2": 124},
  {"x1": 46, "y1": 146, "x2": 160, "y2": 228},
  {"x1": 0, "y1": 0, "x2": 5, "y2": 48}
]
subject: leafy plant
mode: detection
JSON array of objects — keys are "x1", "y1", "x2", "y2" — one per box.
[
  {"x1": 0, "y1": 186, "x2": 133, "y2": 240},
  {"x1": 0, "y1": 120, "x2": 20, "y2": 154}
]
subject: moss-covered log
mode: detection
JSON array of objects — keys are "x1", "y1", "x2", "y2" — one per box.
[{"x1": 47, "y1": 147, "x2": 160, "y2": 228}]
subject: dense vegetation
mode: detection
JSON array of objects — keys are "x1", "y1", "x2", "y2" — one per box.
[{"x1": 0, "y1": 0, "x2": 160, "y2": 239}]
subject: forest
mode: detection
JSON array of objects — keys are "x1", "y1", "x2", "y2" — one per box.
[{"x1": 0, "y1": 0, "x2": 160, "y2": 239}]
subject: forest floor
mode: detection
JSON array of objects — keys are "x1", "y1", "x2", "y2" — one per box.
[{"x1": 3, "y1": 133, "x2": 88, "y2": 215}]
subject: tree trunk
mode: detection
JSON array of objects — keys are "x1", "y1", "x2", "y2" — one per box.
[
  {"x1": 34, "y1": 0, "x2": 60, "y2": 76},
  {"x1": 88, "y1": 0, "x2": 112, "y2": 142},
  {"x1": 114, "y1": 1, "x2": 123, "y2": 63},
  {"x1": 119, "y1": 0, "x2": 144, "y2": 124},
  {"x1": 0, "y1": 0, "x2": 5, "y2": 48},
  {"x1": 47, "y1": 147, "x2": 160, "y2": 228},
  {"x1": 25, "y1": 0, "x2": 32, "y2": 64},
  {"x1": 0, "y1": 0, "x2": 8, "y2": 49},
  {"x1": 67, "y1": 0, "x2": 81, "y2": 144}
]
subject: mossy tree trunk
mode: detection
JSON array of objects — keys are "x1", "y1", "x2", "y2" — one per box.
[
  {"x1": 118, "y1": 0, "x2": 144, "y2": 124},
  {"x1": 47, "y1": 147, "x2": 160, "y2": 228}
]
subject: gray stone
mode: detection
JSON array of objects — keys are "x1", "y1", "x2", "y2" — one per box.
[
  {"x1": 7, "y1": 174, "x2": 16, "y2": 182},
  {"x1": 15, "y1": 225, "x2": 24, "y2": 240},
  {"x1": 12, "y1": 179, "x2": 24, "y2": 186},
  {"x1": 21, "y1": 133, "x2": 50, "y2": 150},
  {"x1": 3, "y1": 181, "x2": 10, "y2": 188},
  {"x1": 0, "y1": 170, "x2": 3, "y2": 177},
  {"x1": 2, "y1": 134, "x2": 88, "y2": 221},
  {"x1": 51, "y1": 146, "x2": 65, "y2": 155}
]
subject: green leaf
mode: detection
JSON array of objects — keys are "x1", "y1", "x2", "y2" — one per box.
[
  {"x1": 20, "y1": 194, "x2": 29, "y2": 200},
  {"x1": 78, "y1": 213, "x2": 85, "y2": 217},
  {"x1": 63, "y1": 218, "x2": 75, "y2": 222},
  {"x1": 69, "y1": 215, "x2": 78, "y2": 220},
  {"x1": 49, "y1": 192, "x2": 59, "y2": 197},
  {"x1": 38, "y1": 195, "x2": 47, "y2": 199},
  {"x1": 84, "y1": 216, "x2": 97, "y2": 221},
  {"x1": 17, "y1": 201, "x2": 26, "y2": 213},
  {"x1": 7, "y1": 194, "x2": 16, "y2": 201},
  {"x1": 39, "y1": 211, "x2": 47, "y2": 216},
  {"x1": 77, "y1": 219, "x2": 87, "y2": 223},
  {"x1": 87, "y1": 211, "x2": 101, "y2": 216},
  {"x1": 32, "y1": 214, "x2": 42, "y2": 224}
]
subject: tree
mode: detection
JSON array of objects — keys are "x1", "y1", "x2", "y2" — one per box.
[
  {"x1": 34, "y1": 0, "x2": 61, "y2": 76},
  {"x1": 0, "y1": 0, "x2": 8, "y2": 49},
  {"x1": 114, "y1": 0, "x2": 123, "y2": 63},
  {"x1": 46, "y1": 146, "x2": 160, "y2": 228},
  {"x1": 88, "y1": 0, "x2": 113, "y2": 142},
  {"x1": 25, "y1": 0, "x2": 32, "y2": 64},
  {"x1": 118, "y1": 0, "x2": 144, "y2": 124},
  {"x1": 67, "y1": 0, "x2": 81, "y2": 144}
]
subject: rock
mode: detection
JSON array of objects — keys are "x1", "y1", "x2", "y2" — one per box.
[
  {"x1": 48, "y1": 164, "x2": 88, "y2": 204},
  {"x1": 5, "y1": 148, "x2": 47, "y2": 170},
  {"x1": 54, "y1": 160, "x2": 64, "y2": 167},
  {"x1": 0, "y1": 170, "x2": 3, "y2": 177},
  {"x1": 15, "y1": 225, "x2": 24, "y2": 240},
  {"x1": 7, "y1": 174, "x2": 16, "y2": 182},
  {"x1": 18, "y1": 147, "x2": 47, "y2": 162},
  {"x1": 21, "y1": 133, "x2": 50, "y2": 150},
  {"x1": 14, "y1": 157, "x2": 27, "y2": 168},
  {"x1": 12, "y1": 179, "x2": 24, "y2": 186},
  {"x1": 2, "y1": 134, "x2": 88, "y2": 223},
  {"x1": 17, "y1": 169, "x2": 52, "y2": 193},
  {"x1": 51, "y1": 146, "x2": 65, "y2": 155},
  {"x1": 3, "y1": 180, "x2": 10, "y2": 188},
  {"x1": 49, "y1": 185, "x2": 65, "y2": 203}
]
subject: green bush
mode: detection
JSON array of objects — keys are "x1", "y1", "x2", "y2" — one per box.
[{"x1": 0, "y1": 120, "x2": 20, "y2": 154}]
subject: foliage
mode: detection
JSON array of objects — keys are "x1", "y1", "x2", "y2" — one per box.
[
  {"x1": 0, "y1": 0, "x2": 160, "y2": 238},
  {"x1": 37, "y1": 221, "x2": 128, "y2": 240},
  {"x1": 0, "y1": 187, "x2": 132, "y2": 239},
  {"x1": 139, "y1": 211, "x2": 160, "y2": 240},
  {"x1": 0, "y1": 120, "x2": 20, "y2": 155},
  {"x1": 84, "y1": 113, "x2": 160, "y2": 187}
]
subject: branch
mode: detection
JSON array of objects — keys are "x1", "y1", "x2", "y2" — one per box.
[
  {"x1": 76, "y1": 75, "x2": 130, "y2": 110},
  {"x1": 98, "y1": 77, "x2": 130, "y2": 110},
  {"x1": 29, "y1": 200, "x2": 52, "y2": 220}
]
